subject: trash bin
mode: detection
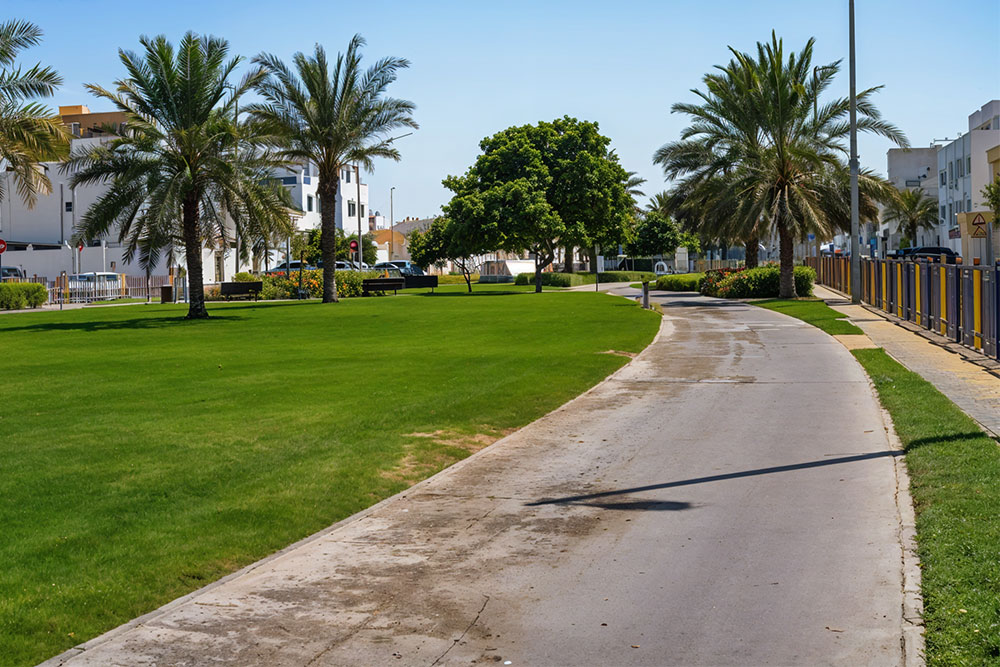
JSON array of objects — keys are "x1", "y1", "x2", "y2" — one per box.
[{"x1": 160, "y1": 285, "x2": 173, "y2": 303}]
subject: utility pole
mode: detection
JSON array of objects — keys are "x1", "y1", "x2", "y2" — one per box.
[
  {"x1": 355, "y1": 165, "x2": 363, "y2": 268},
  {"x1": 848, "y1": 0, "x2": 861, "y2": 303},
  {"x1": 390, "y1": 186, "x2": 395, "y2": 260}
]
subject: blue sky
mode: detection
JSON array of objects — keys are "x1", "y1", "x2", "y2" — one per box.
[{"x1": 17, "y1": 0, "x2": 1000, "y2": 221}]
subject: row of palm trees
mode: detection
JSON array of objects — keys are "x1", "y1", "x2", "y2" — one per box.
[
  {"x1": 652, "y1": 33, "x2": 916, "y2": 297},
  {"x1": 1, "y1": 21, "x2": 416, "y2": 318}
]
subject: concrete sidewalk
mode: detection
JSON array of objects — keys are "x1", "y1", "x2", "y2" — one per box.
[
  {"x1": 815, "y1": 284, "x2": 1000, "y2": 438},
  {"x1": 47, "y1": 293, "x2": 913, "y2": 667}
]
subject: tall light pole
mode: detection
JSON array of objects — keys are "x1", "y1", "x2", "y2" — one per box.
[
  {"x1": 389, "y1": 186, "x2": 395, "y2": 260},
  {"x1": 848, "y1": 0, "x2": 861, "y2": 303},
  {"x1": 354, "y1": 164, "x2": 363, "y2": 268}
]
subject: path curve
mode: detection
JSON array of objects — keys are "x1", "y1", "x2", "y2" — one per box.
[{"x1": 46, "y1": 293, "x2": 908, "y2": 667}]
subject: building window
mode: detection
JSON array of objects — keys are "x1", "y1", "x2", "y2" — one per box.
[
  {"x1": 939, "y1": 170, "x2": 946, "y2": 186},
  {"x1": 947, "y1": 203, "x2": 952, "y2": 220},
  {"x1": 948, "y1": 163, "x2": 954, "y2": 183},
  {"x1": 957, "y1": 200, "x2": 963, "y2": 214},
  {"x1": 958, "y1": 159, "x2": 964, "y2": 178},
  {"x1": 64, "y1": 202, "x2": 73, "y2": 213},
  {"x1": 940, "y1": 205, "x2": 946, "y2": 223},
  {"x1": 967, "y1": 198, "x2": 972, "y2": 212},
  {"x1": 967, "y1": 156, "x2": 972, "y2": 174},
  {"x1": 344, "y1": 169, "x2": 351, "y2": 183},
  {"x1": 281, "y1": 176, "x2": 297, "y2": 185},
  {"x1": 348, "y1": 201, "x2": 356, "y2": 217},
  {"x1": 307, "y1": 195, "x2": 314, "y2": 212},
  {"x1": 360, "y1": 204, "x2": 365, "y2": 217}
]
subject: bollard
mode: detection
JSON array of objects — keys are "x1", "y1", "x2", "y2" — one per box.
[{"x1": 642, "y1": 281, "x2": 650, "y2": 309}]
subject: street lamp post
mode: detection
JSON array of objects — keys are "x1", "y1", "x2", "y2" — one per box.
[
  {"x1": 354, "y1": 165, "x2": 363, "y2": 268},
  {"x1": 848, "y1": 0, "x2": 861, "y2": 303},
  {"x1": 390, "y1": 186, "x2": 395, "y2": 260}
]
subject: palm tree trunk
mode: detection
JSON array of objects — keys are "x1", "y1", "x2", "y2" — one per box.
[
  {"x1": 182, "y1": 194, "x2": 209, "y2": 319},
  {"x1": 319, "y1": 172, "x2": 339, "y2": 303},
  {"x1": 745, "y1": 237, "x2": 759, "y2": 268},
  {"x1": 778, "y1": 226, "x2": 796, "y2": 298}
]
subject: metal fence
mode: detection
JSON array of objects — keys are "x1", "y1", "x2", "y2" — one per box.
[
  {"x1": 46, "y1": 274, "x2": 172, "y2": 305},
  {"x1": 805, "y1": 256, "x2": 999, "y2": 359}
]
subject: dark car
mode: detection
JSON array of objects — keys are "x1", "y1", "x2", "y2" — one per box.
[{"x1": 907, "y1": 247, "x2": 960, "y2": 263}]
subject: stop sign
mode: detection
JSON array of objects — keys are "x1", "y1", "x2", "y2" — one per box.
[
  {"x1": 0, "y1": 238, "x2": 6, "y2": 254},
  {"x1": 349, "y1": 239, "x2": 359, "y2": 251}
]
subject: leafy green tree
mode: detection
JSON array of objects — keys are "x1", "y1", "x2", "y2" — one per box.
[
  {"x1": 66, "y1": 33, "x2": 294, "y2": 319},
  {"x1": 0, "y1": 20, "x2": 69, "y2": 208},
  {"x1": 444, "y1": 117, "x2": 631, "y2": 292},
  {"x1": 655, "y1": 33, "x2": 906, "y2": 297},
  {"x1": 626, "y1": 210, "x2": 680, "y2": 258},
  {"x1": 982, "y1": 174, "x2": 1000, "y2": 226},
  {"x1": 250, "y1": 35, "x2": 417, "y2": 303},
  {"x1": 408, "y1": 217, "x2": 483, "y2": 292}
]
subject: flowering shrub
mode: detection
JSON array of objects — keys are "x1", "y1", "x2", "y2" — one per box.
[
  {"x1": 258, "y1": 270, "x2": 384, "y2": 300},
  {"x1": 699, "y1": 267, "x2": 745, "y2": 297}
]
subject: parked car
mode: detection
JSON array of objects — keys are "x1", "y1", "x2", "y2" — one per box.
[
  {"x1": 265, "y1": 260, "x2": 316, "y2": 275},
  {"x1": 1, "y1": 266, "x2": 25, "y2": 280},
  {"x1": 900, "y1": 247, "x2": 960, "y2": 263},
  {"x1": 382, "y1": 260, "x2": 425, "y2": 276},
  {"x1": 371, "y1": 263, "x2": 403, "y2": 277}
]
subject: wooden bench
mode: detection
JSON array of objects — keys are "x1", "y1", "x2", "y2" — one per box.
[
  {"x1": 220, "y1": 281, "x2": 262, "y2": 301},
  {"x1": 362, "y1": 277, "x2": 406, "y2": 296}
]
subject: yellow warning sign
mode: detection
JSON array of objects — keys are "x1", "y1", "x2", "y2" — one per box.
[{"x1": 971, "y1": 212, "x2": 988, "y2": 238}]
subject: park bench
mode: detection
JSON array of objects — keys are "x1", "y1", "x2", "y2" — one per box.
[
  {"x1": 220, "y1": 281, "x2": 262, "y2": 301},
  {"x1": 403, "y1": 275, "x2": 439, "y2": 291},
  {"x1": 362, "y1": 277, "x2": 406, "y2": 296}
]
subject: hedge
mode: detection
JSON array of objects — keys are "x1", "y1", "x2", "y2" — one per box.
[
  {"x1": 655, "y1": 273, "x2": 704, "y2": 291},
  {"x1": 514, "y1": 271, "x2": 657, "y2": 287},
  {"x1": 713, "y1": 265, "x2": 816, "y2": 299},
  {"x1": 0, "y1": 282, "x2": 48, "y2": 310}
]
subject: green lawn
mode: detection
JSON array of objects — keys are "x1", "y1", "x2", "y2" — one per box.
[
  {"x1": 0, "y1": 292, "x2": 660, "y2": 665},
  {"x1": 854, "y1": 349, "x2": 1000, "y2": 665},
  {"x1": 754, "y1": 298, "x2": 863, "y2": 335}
]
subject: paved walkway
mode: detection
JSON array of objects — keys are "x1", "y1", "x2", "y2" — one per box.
[
  {"x1": 815, "y1": 285, "x2": 1000, "y2": 438},
  {"x1": 48, "y1": 293, "x2": 912, "y2": 666}
]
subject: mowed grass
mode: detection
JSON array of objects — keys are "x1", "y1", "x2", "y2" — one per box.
[
  {"x1": 854, "y1": 349, "x2": 1000, "y2": 665},
  {"x1": 0, "y1": 291, "x2": 660, "y2": 665},
  {"x1": 754, "y1": 298, "x2": 863, "y2": 335}
]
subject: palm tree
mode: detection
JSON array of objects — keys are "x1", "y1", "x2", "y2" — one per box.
[
  {"x1": 655, "y1": 33, "x2": 906, "y2": 296},
  {"x1": 250, "y1": 35, "x2": 417, "y2": 303},
  {"x1": 0, "y1": 19, "x2": 69, "y2": 208},
  {"x1": 881, "y1": 187, "x2": 939, "y2": 247},
  {"x1": 65, "y1": 33, "x2": 295, "y2": 319}
]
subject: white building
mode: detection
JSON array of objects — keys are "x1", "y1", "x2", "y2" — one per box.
[
  {"x1": 0, "y1": 106, "x2": 375, "y2": 282},
  {"x1": 937, "y1": 100, "x2": 1000, "y2": 258},
  {"x1": 276, "y1": 162, "x2": 370, "y2": 237},
  {"x1": 884, "y1": 145, "x2": 941, "y2": 251}
]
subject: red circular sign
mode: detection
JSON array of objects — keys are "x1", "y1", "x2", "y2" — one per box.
[
  {"x1": 0, "y1": 239, "x2": 6, "y2": 254},
  {"x1": 77, "y1": 243, "x2": 84, "y2": 252},
  {"x1": 349, "y1": 240, "x2": 359, "y2": 250}
]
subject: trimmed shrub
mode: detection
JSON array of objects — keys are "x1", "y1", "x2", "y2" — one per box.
[
  {"x1": 0, "y1": 282, "x2": 47, "y2": 310},
  {"x1": 515, "y1": 272, "x2": 588, "y2": 287},
  {"x1": 714, "y1": 265, "x2": 816, "y2": 299},
  {"x1": 232, "y1": 272, "x2": 256, "y2": 282},
  {"x1": 514, "y1": 271, "x2": 657, "y2": 287},
  {"x1": 655, "y1": 273, "x2": 704, "y2": 291}
]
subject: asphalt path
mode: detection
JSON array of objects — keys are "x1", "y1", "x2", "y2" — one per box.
[{"x1": 49, "y1": 291, "x2": 907, "y2": 667}]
